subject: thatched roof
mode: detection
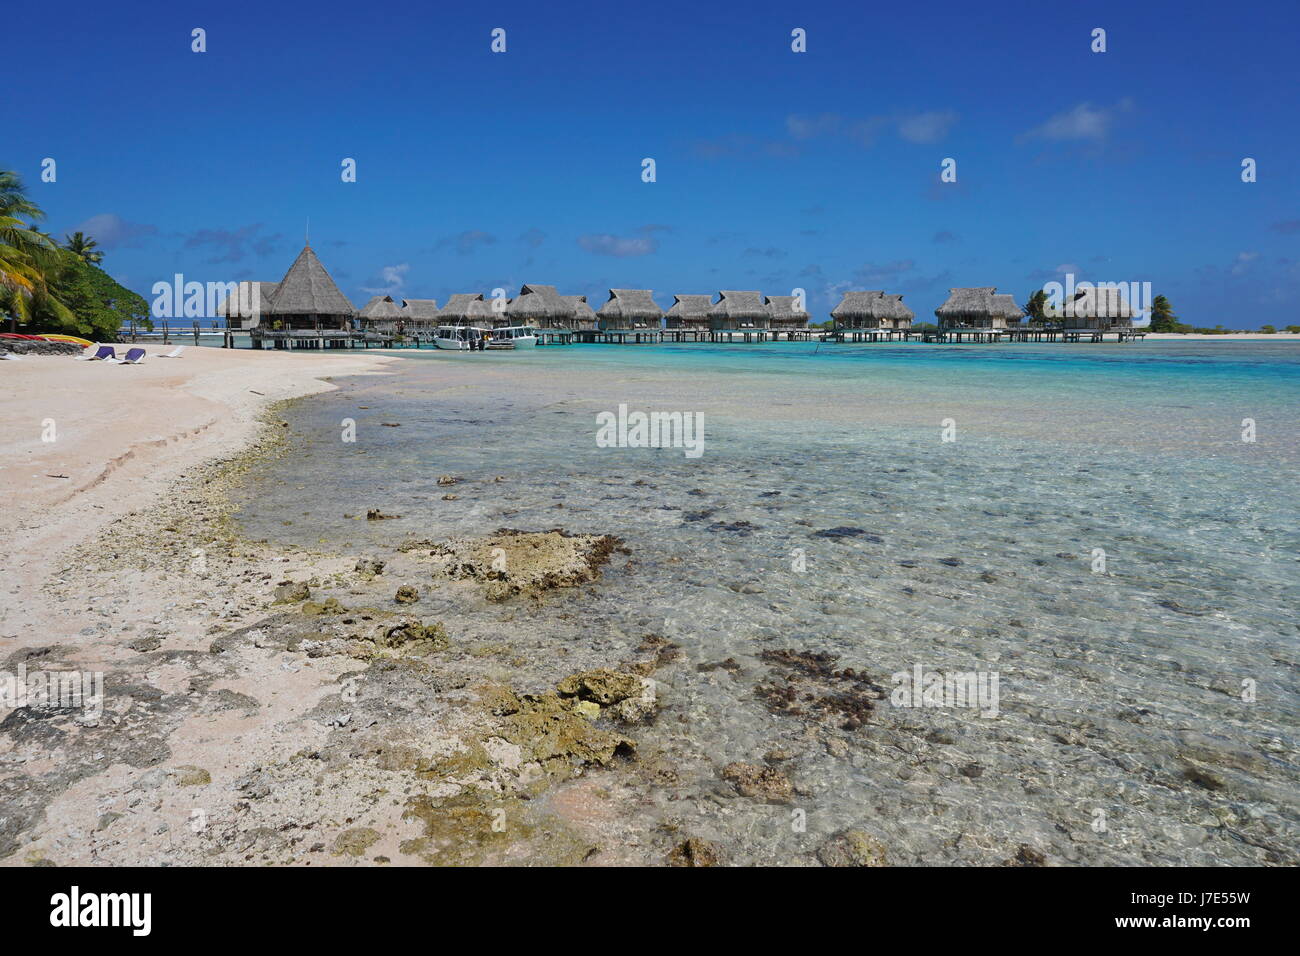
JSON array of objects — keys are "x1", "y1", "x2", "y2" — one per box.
[
  {"x1": 358, "y1": 295, "x2": 403, "y2": 321},
  {"x1": 507, "y1": 284, "x2": 570, "y2": 322},
  {"x1": 831, "y1": 290, "x2": 914, "y2": 322},
  {"x1": 934, "y1": 287, "x2": 1021, "y2": 322},
  {"x1": 267, "y1": 245, "x2": 354, "y2": 316},
  {"x1": 400, "y1": 298, "x2": 440, "y2": 321},
  {"x1": 439, "y1": 293, "x2": 497, "y2": 324},
  {"x1": 213, "y1": 281, "x2": 277, "y2": 323},
  {"x1": 597, "y1": 289, "x2": 664, "y2": 324},
  {"x1": 766, "y1": 295, "x2": 812, "y2": 325},
  {"x1": 562, "y1": 295, "x2": 596, "y2": 324},
  {"x1": 709, "y1": 290, "x2": 769, "y2": 324},
  {"x1": 666, "y1": 294, "x2": 714, "y2": 322},
  {"x1": 1057, "y1": 285, "x2": 1137, "y2": 321}
]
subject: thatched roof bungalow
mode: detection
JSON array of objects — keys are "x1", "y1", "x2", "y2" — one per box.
[
  {"x1": 935, "y1": 287, "x2": 1022, "y2": 330},
  {"x1": 214, "y1": 281, "x2": 278, "y2": 330},
  {"x1": 400, "y1": 298, "x2": 440, "y2": 330},
  {"x1": 597, "y1": 289, "x2": 664, "y2": 331},
  {"x1": 1055, "y1": 285, "x2": 1137, "y2": 329},
  {"x1": 507, "y1": 284, "x2": 572, "y2": 329},
  {"x1": 562, "y1": 295, "x2": 597, "y2": 331},
  {"x1": 358, "y1": 294, "x2": 404, "y2": 332},
  {"x1": 665, "y1": 294, "x2": 713, "y2": 330},
  {"x1": 831, "y1": 291, "x2": 915, "y2": 330},
  {"x1": 766, "y1": 295, "x2": 811, "y2": 330},
  {"x1": 439, "y1": 293, "x2": 500, "y2": 326},
  {"x1": 264, "y1": 245, "x2": 355, "y2": 330},
  {"x1": 709, "y1": 290, "x2": 769, "y2": 330}
]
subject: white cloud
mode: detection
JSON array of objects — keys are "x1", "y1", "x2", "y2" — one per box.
[{"x1": 1021, "y1": 98, "x2": 1134, "y2": 143}]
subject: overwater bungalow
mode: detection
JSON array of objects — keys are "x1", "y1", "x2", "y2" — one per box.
[
  {"x1": 665, "y1": 294, "x2": 713, "y2": 331},
  {"x1": 400, "y1": 298, "x2": 440, "y2": 333},
  {"x1": 831, "y1": 291, "x2": 915, "y2": 339},
  {"x1": 709, "y1": 290, "x2": 770, "y2": 340},
  {"x1": 765, "y1": 295, "x2": 812, "y2": 336},
  {"x1": 357, "y1": 294, "x2": 404, "y2": 334},
  {"x1": 214, "y1": 281, "x2": 278, "y2": 331},
  {"x1": 1056, "y1": 285, "x2": 1137, "y2": 330},
  {"x1": 562, "y1": 295, "x2": 597, "y2": 331},
  {"x1": 439, "y1": 293, "x2": 500, "y2": 327},
  {"x1": 597, "y1": 289, "x2": 664, "y2": 331},
  {"x1": 507, "y1": 284, "x2": 572, "y2": 329},
  {"x1": 935, "y1": 287, "x2": 1022, "y2": 330}
]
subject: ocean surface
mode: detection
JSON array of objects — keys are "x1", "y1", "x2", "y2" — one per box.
[{"x1": 236, "y1": 341, "x2": 1300, "y2": 864}]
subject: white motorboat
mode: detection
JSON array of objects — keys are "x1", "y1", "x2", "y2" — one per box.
[
  {"x1": 489, "y1": 326, "x2": 538, "y2": 349},
  {"x1": 434, "y1": 325, "x2": 491, "y2": 350}
]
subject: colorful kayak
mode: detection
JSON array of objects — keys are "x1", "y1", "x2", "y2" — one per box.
[{"x1": 38, "y1": 334, "x2": 94, "y2": 348}]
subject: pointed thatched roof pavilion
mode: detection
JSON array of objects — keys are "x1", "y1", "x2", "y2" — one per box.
[
  {"x1": 1056, "y1": 285, "x2": 1137, "y2": 329},
  {"x1": 831, "y1": 291, "x2": 915, "y2": 330},
  {"x1": 665, "y1": 294, "x2": 713, "y2": 330},
  {"x1": 709, "y1": 290, "x2": 769, "y2": 330},
  {"x1": 265, "y1": 245, "x2": 355, "y2": 330},
  {"x1": 597, "y1": 289, "x2": 664, "y2": 330},
  {"x1": 507, "y1": 284, "x2": 571, "y2": 328},
  {"x1": 935, "y1": 287, "x2": 1022, "y2": 329},
  {"x1": 562, "y1": 295, "x2": 597, "y2": 330},
  {"x1": 765, "y1": 295, "x2": 812, "y2": 329}
]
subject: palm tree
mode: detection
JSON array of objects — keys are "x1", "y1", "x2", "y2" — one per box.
[
  {"x1": 65, "y1": 230, "x2": 103, "y2": 264},
  {"x1": 0, "y1": 170, "x2": 72, "y2": 330}
]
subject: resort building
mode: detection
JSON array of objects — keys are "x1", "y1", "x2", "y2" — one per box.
[
  {"x1": 439, "y1": 293, "x2": 502, "y2": 327},
  {"x1": 831, "y1": 291, "x2": 915, "y2": 331},
  {"x1": 357, "y1": 294, "x2": 404, "y2": 334},
  {"x1": 562, "y1": 295, "x2": 597, "y2": 331},
  {"x1": 507, "y1": 284, "x2": 572, "y2": 329},
  {"x1": 935, "y1": 287, "x2": 1023, "y2": 330},
  {"x1": 259, "y1": 245, "x2": 355, "y2": 332},
  {"x1": 665, "y1": 294, "x2": 713, "y2": 331},
  {"x1": 596, "y1": 289, "x2": 664, "y2": 331},
  {"x1": 765, "y1": 295, "x2": 812, "y2": 334},
  {"x1": 709, "y1": 290, "x2": 770, "y2": 333},
  {"x1": 400, "y1": 298, "x2": 440, "y2": 333},
  {"x1": 1056, "y1": 286, "x2": 1137, "y2": 330}
]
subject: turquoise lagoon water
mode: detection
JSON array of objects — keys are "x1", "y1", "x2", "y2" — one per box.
[{"x1": 237, "y1": 341, "x2": 1299, "y2": 864}]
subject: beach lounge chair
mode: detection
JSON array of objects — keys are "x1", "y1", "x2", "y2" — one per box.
[
  {"x1": 158, "y1": 345, "x2": 185, "y2": 358},
  {"x1": 77, "y1": 344, "x2": 107, "y2": 360},
  {"x1": 118, "y1": 348, "x2": 146, "y2": 365},
  {"x1": 82, "y1": 345, "x2": 116, "y2": 361},
  {"x1": 0, "y1": 350, "x2": 23, "y2": 361}
]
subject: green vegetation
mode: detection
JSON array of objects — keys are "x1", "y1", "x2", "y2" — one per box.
[
  {"x1": 0, "y1": 169, "x2": 149, "y2": 339},
  {"x1": 1147, "y1": 294, "x2": 1179, "y2": 332},
  {"x1": 1021, "y1": 289, "x2": 1051, "y2": 326}
]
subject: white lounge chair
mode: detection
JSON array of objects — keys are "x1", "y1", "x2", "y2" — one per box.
[
  {"x1": 76, "y1": 344, "x2": 104, "y2": 360},
  {"x1": 117, "y1": 347, "x2": 147, "y2": 365},
  {"x1": 0, "y1": 350, "x2": 23, "y2": 361},
  {"x1": 158, "y1": 345, "x2": 185, "y2": 358}
]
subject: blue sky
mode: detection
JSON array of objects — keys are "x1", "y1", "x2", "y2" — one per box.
[{"x1": 8, "y1": 0, "x2": 1299, "y2": 326}]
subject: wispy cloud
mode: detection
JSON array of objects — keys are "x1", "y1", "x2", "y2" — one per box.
[
  {"x1": 933, "y1": 230, "x2": 959, "y2": 243},
  {"x1": 578, "y1": 233, "x2": 658, "y2": 257},
  {"x1": 1019, "y1": 98, "x2": 1134, "y2": 144},
  {"x1": 181, "y1": 223, "x2": 280, "y2": 263},
  {"x1": 897, "y1": 110, "x2": 959, "y2": 144},
  {"x1": 72, "y1": 213, "x2": 159, "y2": 250},
  {"x1": 518, "y1": 228, "x2": 546, "y2": 248},
  {"x1": 434, "y1": 230, "x2": 497, "y2": 255},
  {"x1": 361, "y1": 263, "x2": 409, "y2": 294},
  {"x1": 1269, "y1": 219, "x2": 1300, "y2": 234}
]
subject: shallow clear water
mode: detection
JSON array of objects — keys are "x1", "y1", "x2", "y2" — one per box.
[{"x1": 237, "y1": 341, "x2": 1300, "y2": 864}]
